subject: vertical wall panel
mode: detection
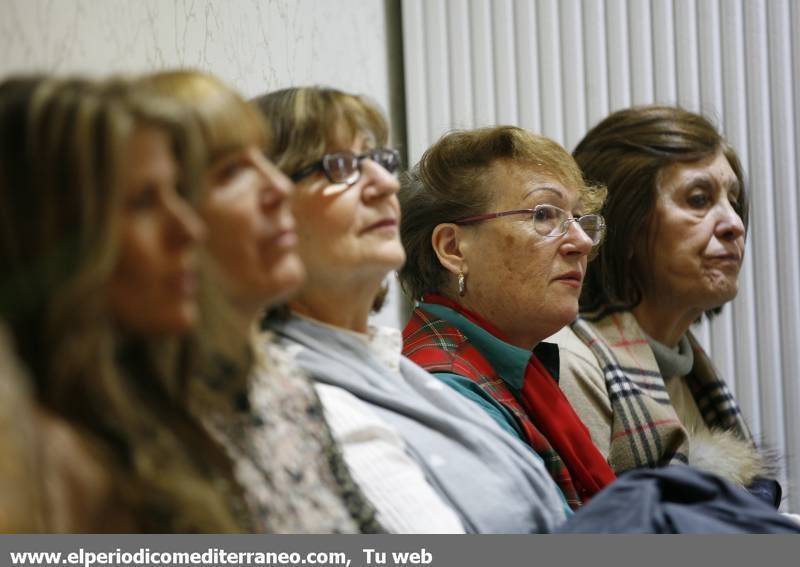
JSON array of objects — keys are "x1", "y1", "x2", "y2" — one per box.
[
  {"x1": 628, "y1": 0, "x2": 655, "y2": 104},
  {"x1": 402, "y1": 0, "x2": 800, "y2": 512},
  {"x1": 536, "y1": 0, "x2": 564, "y2": 140},
  {"x1": 470, "y1": 0, "x2": 496, "y2": 128},
  {"x1": 559, "y1": 0, "x2": 587, "y2": 149},
  {"x1": 767, "y1": 0, "x2": 800, "y2": 510},
  {"x1": 791, "y1": 0, "x2": 800, "y2": 510},
  {"x1": 447, "y1": 0, "x2": 475, "y2": 129},
  {"x1": 492, "y1": 0, "x2": 518, "y2": 124},
  {"x1": 605, "y1": 0, "x2": 632, "y2": 109},
  {"x1": 582, "y1": 0, "x2": 609, "y2": 127},
  {"x1": 651, "y1": 0, "x2": 678, "y2": 102},
  {"x1": 743, "y1": 0, "x2": 787, "y2": 491},
  {"x1": 401, "y1": 0, "x2": 429, "y2": 163},
  {"x1": 674, "y1": 0, "x2": 701, "y2": 110},
  {"x1": 423, "y1": 0, "x2": 451, "y2": 142},
  {"x1": 697, "y1": 0, "x2": 724, "y2": 116},
  {"x1": 514, "y1": 0, "x2": 541, "y2": 132}
]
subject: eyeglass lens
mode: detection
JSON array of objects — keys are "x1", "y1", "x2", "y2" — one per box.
[
  {"x1": 532, "y1": 205, "x2": 604, "y2": 244},
  {"x1": 323, "y1": 148, "x2": 400, "y2": 184}
]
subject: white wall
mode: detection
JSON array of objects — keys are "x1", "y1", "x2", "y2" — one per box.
[
  {"x1": 0, "y1": 0, "x2": 408, "y2": 328},
  {"x1": 402, "y1": 0, "x2": 800, "y2": 513}
]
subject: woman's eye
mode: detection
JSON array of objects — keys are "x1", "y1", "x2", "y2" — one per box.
[
  {"x1": 220, "y1": 162, "x2": 246, "y2": 180},
  {"x1": 214, "y1": 156, "x2": 250, "y2": 183},
  {"x1": 534, "y1": 207, "x2": 558, "y2": 221},
  {"x1": 687, "y1": 192, "x2": 710, "y2": 208}
]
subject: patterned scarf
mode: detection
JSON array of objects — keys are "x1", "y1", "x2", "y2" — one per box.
[
  {"x1": 570, "y1": 307, "x2": 752, "y2": 473},
  {"x1": 404, "y1": 306, "x2": 583, "y2": 509}
]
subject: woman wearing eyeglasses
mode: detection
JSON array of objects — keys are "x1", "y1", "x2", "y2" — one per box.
[
  {"x1": 255, "y1": 87, "x2": 570, "y2": 533},
  {"x1": 549, "y1": 106, "x2": 779, "y2": 506},
  {"x1": 399, "y1": 126, "x2": 616, "y2": 509}
]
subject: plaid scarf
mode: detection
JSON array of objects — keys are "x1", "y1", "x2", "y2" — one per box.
[
  {"x1": 571, "y1": 307, "x2": 753, "y2": 473},
  {"x1": 404, "y1": 307, "x2": 583, "y2": 509}
]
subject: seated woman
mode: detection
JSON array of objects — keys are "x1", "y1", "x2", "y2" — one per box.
[
  {"x1": 0, "y1": 75, "x2": 246, "y2": 531},
  {"x1": 399, "y1": 126, "x2": 616, "y2": 509},
  {"x1": 549, "y1": 105, "x2": 776, "y2": 503},
  {"x1": 141, "y1": 70, "x2": 380, "y2": 533},
  {"x1": 255, "y1": 87, "x2": 569, "y2": 533}
]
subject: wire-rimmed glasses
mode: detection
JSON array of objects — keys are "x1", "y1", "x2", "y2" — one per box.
[{"x1": 452, "y1": 204, "x2": 606, "y2": 245}]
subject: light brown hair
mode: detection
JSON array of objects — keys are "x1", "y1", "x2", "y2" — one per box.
[{"x1": 398, "y1": 125, "x2": 605, "y2": 301}]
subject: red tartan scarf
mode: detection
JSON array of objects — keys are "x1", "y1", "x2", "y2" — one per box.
[{"x1": 403, "y1": 294, "x2": 616, "y2": 508}]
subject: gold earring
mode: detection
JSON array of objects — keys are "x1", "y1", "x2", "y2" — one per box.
[{"x1": 458, "y1": 272, "x2": 466, "y2": 296}]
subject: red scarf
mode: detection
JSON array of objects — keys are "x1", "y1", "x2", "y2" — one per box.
[{"x1": 422, "y1": 294, "x2": 616, "y2": 500}]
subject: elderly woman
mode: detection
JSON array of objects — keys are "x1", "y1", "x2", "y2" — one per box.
[
  {"x1": 255, "y1": 87, "x2": 569, "y2": 533},
  {"x1": 548, "y1": 105, "x2": 777, "y2": 504},
  {"x1": 399, "y1": 126, "x2": 616, "y2": 509},
  {"x1": 0, "y1": 75, "x2": 245, "y2": 531},
  {"x1": 142, "y1": 70, "x2": 379, "y2": 533}
]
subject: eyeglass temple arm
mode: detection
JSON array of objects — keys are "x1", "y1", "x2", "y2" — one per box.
[
  {"x1": 290, "y1": 161, "x2": 324, "y2": 182},
  {"x1": 452, "y1": 209, "x2": 535, "y2": 225}
]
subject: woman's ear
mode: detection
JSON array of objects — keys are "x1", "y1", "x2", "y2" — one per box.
[{"x1": 431, "y1": 223, "x2": 469, "y2": 276}]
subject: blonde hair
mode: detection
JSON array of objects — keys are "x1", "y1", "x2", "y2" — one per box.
[
  {"x1": 253, "y1": 86, "x2": 389, "y2": 177},
  {"x1": 0, "y1": 75, "x2": 245, "y2": 532},
  {"x1": 139, "y1": 70, "x2": 268, "y2": 388}
]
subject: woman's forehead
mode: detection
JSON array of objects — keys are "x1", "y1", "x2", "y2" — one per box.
[{"x1": 484, "y1": 162, "x2": 581, "y2": 206}]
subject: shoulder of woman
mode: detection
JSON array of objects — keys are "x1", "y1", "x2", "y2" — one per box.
[
  {"x1": 38, "y1": 411, "x2": 134, "y2": 532},
  {"x1": 547, "y1": 326, "x2": 602, "y2": 372}
]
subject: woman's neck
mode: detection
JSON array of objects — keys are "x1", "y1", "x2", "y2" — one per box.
[
  {"x1": 632, "y1": 297, "x2": 702, "y2": 348},
  {"x1": 289, "y1": 279, "x2": 382, "y2": 334}
]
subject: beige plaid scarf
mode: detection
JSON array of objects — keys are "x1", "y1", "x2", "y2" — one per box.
[{"x1": 571, "y1": 307, "x2": 752, "y2": 473}]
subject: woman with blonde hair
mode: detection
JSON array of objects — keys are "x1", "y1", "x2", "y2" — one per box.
[
  {"x1": 0, "y1": 75, "x2": 246, "y2": 532},
  {"x1": 141, "y1": 70, "x2": 380, "y2": 533},
  {"x1": 255, "y1": 86, "x2": 569, "y2": 533}
]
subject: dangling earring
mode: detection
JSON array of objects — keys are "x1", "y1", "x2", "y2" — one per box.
[{"x1": 458, "y1": 271, "x2": 466, "y2": 297}]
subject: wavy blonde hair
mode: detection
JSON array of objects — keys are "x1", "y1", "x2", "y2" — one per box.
[{"x1": 0, "y1": 75, "x2": 245, "y2": 532}]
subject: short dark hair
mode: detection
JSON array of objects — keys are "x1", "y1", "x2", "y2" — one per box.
[{"x1": 574, "y1": 105, "x2": 749, "y2": 317}]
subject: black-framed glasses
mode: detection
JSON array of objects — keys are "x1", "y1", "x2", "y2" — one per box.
[
  {"x1": 453, "y1": 204, "x2": 606, "y2": 245},
  {"x1": 290, "y1": 147, "x2": 401, "y2": 185}
]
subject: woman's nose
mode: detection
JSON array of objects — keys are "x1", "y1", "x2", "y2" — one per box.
[
  {"x1": 561, "y1": 219, "x2": 594, "y2": 256},
  {"x1": 359, "y1": 157, "x2": 400, "y2": 201},
  {"x1": 715, "y1": 200, "x2": 745, "y2": 242},
  {"x1": 167, "y1": 195, "x2": 206, "y2": 249},
  {"x1": 253, "y1": 149, "x2": 293, "y2": 210}
]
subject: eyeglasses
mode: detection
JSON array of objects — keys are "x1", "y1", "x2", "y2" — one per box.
[
  {"x1": 452, "y1": 204, "x2": 606, "y2": 245},
  {"x1": 290, "y1": 147, "x2": 401, "y2": 185}
]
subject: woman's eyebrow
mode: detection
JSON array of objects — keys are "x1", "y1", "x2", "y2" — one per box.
[{"x1": 522, "y1": 186, "x2": 564, "y2": 202}]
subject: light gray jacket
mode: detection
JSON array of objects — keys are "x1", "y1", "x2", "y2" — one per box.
[{"x1": 266, "y1": 315, "x2": 570, "y2": 533}]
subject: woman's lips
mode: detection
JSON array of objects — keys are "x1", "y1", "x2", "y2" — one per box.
[
  {"x1": 364, "y1": 218, "x2": 398, "y2": 233},
  {"x1": 553, "y1": 271, "x2": 583, "y2": 288},
  {"x1": 272, "y1": 228, "x2": 298, "y2": 249},
  {"x1": 705, "y1": 253, "x2": 741, "y2": 269}
]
